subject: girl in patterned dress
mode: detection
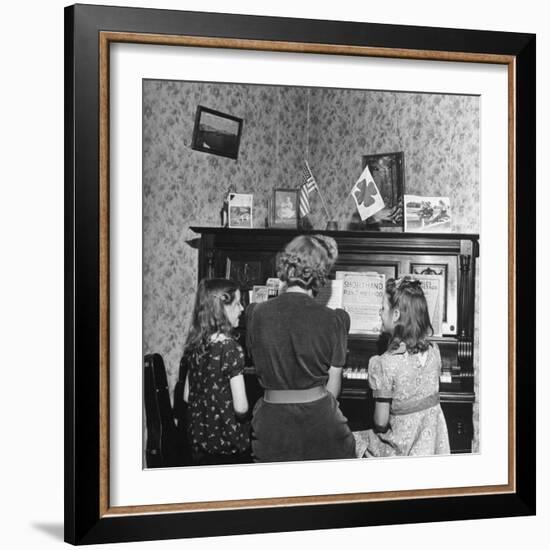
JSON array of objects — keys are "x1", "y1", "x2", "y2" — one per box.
[
  {"x1": 354, "y1": 276, "x2": 450, "y2": 458},
  {"x1": 180, "y1": 278, "x2": 251, "y2": 465}
]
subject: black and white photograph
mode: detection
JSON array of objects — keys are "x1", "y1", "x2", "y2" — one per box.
[
  {"x1": 227, "y1": 192, "x2": 253, "y2": 228},
  {"x1": 272, "y1": 188, "x2": 299, "y2": 228},
  {"x1": 404, "y1": 194, "x2": 452, "y2": 232},
  {"x1": 57, "y1": 1, "x2": 539, "y2": 547},
  {"x1": 143, "y1": 77, "x2": 479, "y2": 467},
  {"x1": 191, "y1": 105, "x2": 243, "y2": 159}
]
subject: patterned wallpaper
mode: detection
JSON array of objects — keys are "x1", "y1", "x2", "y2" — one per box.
[
  {"x1": 143, "y1": 81, "x2": 309, "y2": 380},
  {"x1": 143, "y1": 79, "x2": 480, "y2": 448},
  {"x1": 306, "y1": 89, "x2": 480, "y2": 231}
]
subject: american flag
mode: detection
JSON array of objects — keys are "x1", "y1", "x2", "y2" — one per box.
[{"x1": 299, "y1": 163, "x2": 318, "y2": 217}]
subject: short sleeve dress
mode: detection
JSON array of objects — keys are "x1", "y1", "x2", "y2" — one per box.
[
  {"x1": 246, "y1": 291, "x2": 356, "y2": 462},
  {"x1": 182, "y1": 337, "x2": 251, "y2": 458},
  {"x1": 354, "y1": 342, "x2": 450, "y2": 457}
]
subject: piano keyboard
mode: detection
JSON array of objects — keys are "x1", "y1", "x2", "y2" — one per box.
[
  {"x1": 343, "y1": 367, "x2": 454, "y2": 384},
  {"x1": 343, "y1": 367, "x2": 368, "y2": 380}
]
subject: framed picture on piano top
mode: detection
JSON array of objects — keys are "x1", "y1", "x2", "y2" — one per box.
[
  {"x1": 361, "y1": 151, "x2": 405, "y2": 229},
  {"x1": 272, "y1": 188, "x2": 299, "y2": 228},
  {"x1": 65, "y1": 3, "x2": 535, "y2": 545}
]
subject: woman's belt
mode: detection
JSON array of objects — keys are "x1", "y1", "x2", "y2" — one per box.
[
  {"x1": 391, "y1": 393, "x2": 440, "y2": 415},
  {"x1": 263, "y1": 386, "x2": 327, "y2": 404}
]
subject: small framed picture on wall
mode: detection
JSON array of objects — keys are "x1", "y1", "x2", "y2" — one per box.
[
  {"x1": 191, "y1": 106, "x2": 243, "y2": 159},
  {"x1": 272, "y1": 188, "x2": 298, "y2": 228}
]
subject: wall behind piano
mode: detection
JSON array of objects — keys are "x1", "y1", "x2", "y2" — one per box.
[
  {"x1": 143, "y1": 79, "x2": 480, "y2": 450},
  {"x1": 143, "y1": 80, "x2": 309, "y2": 381},
  {"x1": 306, "y1": 88, "x2": 480, "y2": 231}
]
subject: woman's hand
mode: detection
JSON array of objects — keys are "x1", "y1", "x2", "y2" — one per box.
[{"x1": 373, "y1": 400, "x2": 390, "y2": 432}]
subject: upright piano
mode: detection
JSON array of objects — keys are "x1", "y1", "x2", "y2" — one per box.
[{"x1": 191, "y1": 226, "x2": 478, "y2": 453}]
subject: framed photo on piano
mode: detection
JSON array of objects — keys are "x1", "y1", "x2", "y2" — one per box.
[
  {"x1": 65, "y1": 3, "x2": 535, "y2": 545},
  {"x1": 272, "y1": 188, "x2": 299, "y2": 228}
]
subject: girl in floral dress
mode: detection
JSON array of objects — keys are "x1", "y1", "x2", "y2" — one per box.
[
  {"x1": 180, "y1": 278, "x2": 251, "y2": 465},
  {"x1": 354, "y1": 276, "x2": 450, "y2": 457}
]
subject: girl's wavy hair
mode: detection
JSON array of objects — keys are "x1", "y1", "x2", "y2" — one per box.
[
  {"x1": 184, "y1": 278, "x2": 239, "y2": 352},
  {"x1": 386, "y1": 276, "x2": 433, "y2": 353},
  {"x1": 276, "y1": 234, "x2": 338, "y2": 296}
]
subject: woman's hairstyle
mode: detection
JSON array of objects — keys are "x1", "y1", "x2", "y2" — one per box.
[
  {"x1": 386, "y1": 276, "x2": 433, "y2": 353},
  {"x1": 184, "y1": 278, "x2": 239, "y2": 351},
  {"x1": 276, "y1": 234, "x2": 338, "y2": 295}
]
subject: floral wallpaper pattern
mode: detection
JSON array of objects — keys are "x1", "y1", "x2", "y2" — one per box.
[
  {"x1": 306, "y1": 89, "x2": 480, "y2": 231},
  {"x1": 143, "y1": 79, "x2": 480, "y2": 449}
]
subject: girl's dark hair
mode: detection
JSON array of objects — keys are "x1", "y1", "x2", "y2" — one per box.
[
  {"x1": 184, "y1": 278, "x2": 239, "y2": 352},
  {"x1": 276, "y1": 234, "x2": 338, "y2": 296},
  {"x1": 386, "y1": 276, "x2": 433, "y2": 353}
]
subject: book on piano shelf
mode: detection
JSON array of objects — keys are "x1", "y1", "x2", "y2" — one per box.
[
  {"x1": 410, "y1": 272, "x2": 445, "y2": 336},
  {"x1": 250, "y1": 285, "x2": 269, "y2": 303}
]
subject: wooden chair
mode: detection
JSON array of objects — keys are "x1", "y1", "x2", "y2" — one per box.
[
  {"x1": 173, "y1": 356, "x2": 193, "y2": 465},
  {"x1": 144, "y1": 353, "x2": 191, "y2": 467}
]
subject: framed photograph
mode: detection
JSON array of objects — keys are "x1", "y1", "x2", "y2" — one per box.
[
  {"x1": 362, "y1": 151, "x2": 405, "y2": 228},
  {"x1": 272, "y1": 188, "x2": 299, "y2": 228},
  {"x1": 65, "y1": 4, "x2": 535, "y2": 545},
  {"x1": 228, "y1": 192, "x2": 253, "y2": 228},
  {"x1": 191, "y1": 105, "x2": 243, "y2": 159}
]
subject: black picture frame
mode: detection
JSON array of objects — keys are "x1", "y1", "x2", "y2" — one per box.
[
  {"x1": 361, "y1": 151, "x2": 404, "y2": 228},
  {"x1": 65, "y1": 3, "x2": 535, "y2": 545},
  {"x1": 191, "y1": 105, "x2": 243, "y2": 159},
  {"x1": 272, "y1": 188, "x2": 299, "y2": 228}
]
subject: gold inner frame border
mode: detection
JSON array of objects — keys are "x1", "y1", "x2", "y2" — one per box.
[{"x1": 98, "y1": 31, "x2": 516, "y2": 517}]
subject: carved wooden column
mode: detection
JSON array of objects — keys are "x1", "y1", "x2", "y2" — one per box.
[{"x1": 458, "y1": 239, "x2": 474, "y2": 379}]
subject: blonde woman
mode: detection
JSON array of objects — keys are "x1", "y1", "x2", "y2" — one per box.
[{"x1": 246, "y1": 235, "x2": 355, "y2": 462}]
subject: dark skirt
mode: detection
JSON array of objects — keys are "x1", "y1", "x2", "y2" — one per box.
[{"x1": 251, "y1": 393, "x2": 355, "y2": 462}]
